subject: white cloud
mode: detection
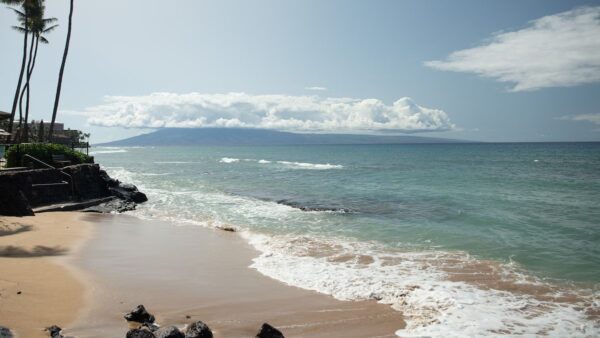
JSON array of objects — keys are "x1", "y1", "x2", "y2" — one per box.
[
  {"x1": 558, "y1": 113, "x2": 600, "y2": 125},
  {"x1": 305, "y1": 86, "x2": 328, "y2": 91},
  {"x1": 84, "y1": 92, "x2": 455, "y2": 133},
  {"x1": 425, "y1": 6, "x2": 600, "y2": 91}
]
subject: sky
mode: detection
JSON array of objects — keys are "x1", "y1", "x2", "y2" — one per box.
[{"x1": 1, "y1": 0, "x2": 599, "y2": 143}]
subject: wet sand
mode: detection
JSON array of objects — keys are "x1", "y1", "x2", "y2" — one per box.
[
  {"x1": 69, "y1": 213, "x2": 405, "y2": 338},
  {"x1": 0, "y1": 212, "x2": 91, "y2": 338}
]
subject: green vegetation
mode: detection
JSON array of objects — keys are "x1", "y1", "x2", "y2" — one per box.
[{"x1": 5, "y1": 143, "x2": 93, "y2": 168}]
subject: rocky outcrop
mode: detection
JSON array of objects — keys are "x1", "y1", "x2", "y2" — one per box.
[
  {"x1": 184, "y1": 321, "x2": 212, "y2": 338},
  {"x1": 124, "y1": 305, "x2": 156, "y2": 324},
  {"x1": 154, "y1": 326, "x2": 184, "y2": 338},
  {"x1": 83, "y1": 198, "x2": 137, "y2": 213},
  {"x1": 256, "y1": 323, "x2": 285, "y2": 338},
  {"x1": 126, "y1": 329, "x2": 156, "y2": 338},
  {"x1": 0, "y1": 164, "x2": 147, "y2": 216},
  {"x1": 0, "y1": 326, "x2": 13, "y2": 338}
]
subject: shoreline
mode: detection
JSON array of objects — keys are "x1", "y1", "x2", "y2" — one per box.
[
  {"x1": 0, "y1": 212, "x2": 92, "y2": 338},
  {"x1": 68, "y1": 213, "x2": 405, "y2": 338},
  {"x1": 1, "y1": 212, "x2": 406, "y2": 337}
]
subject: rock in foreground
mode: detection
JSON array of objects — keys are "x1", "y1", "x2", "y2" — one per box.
[
  {"x1": 124, "y1": 305, "x2": 155, "y2": 324},
  {"x1": 184, "y1": 321, "x2": 212, "y2": 338},
  {"x1": 155, "y1": 326, "x2": 184, "y2": 338},
  {"x1": 126, "y1": 328, "x2": 156, "y2": 338},
  {"x1": 256, "y1": 323, "x2": 285, "y2": 338}
]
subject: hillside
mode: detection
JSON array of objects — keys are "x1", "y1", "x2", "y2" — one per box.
[{"x1": 99, "y1": 128, "x2": 472, "y2": 146}]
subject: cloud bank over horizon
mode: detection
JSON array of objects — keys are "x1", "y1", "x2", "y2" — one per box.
[
  {"x1": 84, "y1": 92, "x2": 455, "y2": 133},
  {"x1": 426, "y1": 6, "x2": 600, "y2": 92}
]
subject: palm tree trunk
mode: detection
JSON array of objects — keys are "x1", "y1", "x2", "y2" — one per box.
[
  {"x1": 7, "y1": 14, "x2": 28, "y2": 143},
  {"x1": 49, "y1": 0, "x2": 73, "y2": 143},
  {"x1": 24, "y1": 35, "x2": 39, "y2": 142},
  {"x1": 19, "y1": 33, "x2": 36, "y2": 143}
]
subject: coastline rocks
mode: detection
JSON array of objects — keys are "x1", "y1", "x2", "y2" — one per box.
[
  {"x1": 45, "y1": 325, "x2": 63, "y2": 338},
  {"x1": 109, "y1": 182, "x2": 148, "y2": 204},
  {"x1": 83, "y1": 198, "x2": 137, "y2": 213},
  {"x1": 155, "y1": 326, "x2": 185, "y2": 338},
  {"x1": 256, "y1": 323, "x2": 285, "y2": 338},
  {"x1": 0, "y1": 327, "x2": 13, "y2": 338},
  {"x1": 124, "y1": 305, "x2": 156, "y2": 324},
  {"x1": 126, "y1": 328, "x2": 156, "y2": 338},
  {"x1": 184, "y1": 321, "x2": 212, "y2": 338}
]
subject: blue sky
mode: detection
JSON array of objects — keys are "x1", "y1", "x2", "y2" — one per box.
[{"x1": 1, "y1": 0, "x2": 599, "y2": 143}]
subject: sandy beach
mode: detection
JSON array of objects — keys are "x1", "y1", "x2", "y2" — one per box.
[
  {"x1": 0, "y1": 212, "x2": 404, "y2": 338},
  {"x1": 0, "y1": 212, "x2": 91, "y2": 338}
]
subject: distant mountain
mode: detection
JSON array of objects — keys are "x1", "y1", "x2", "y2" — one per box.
[{"x1": 99, "y1": 128, "x2": 472, "y2": 146}]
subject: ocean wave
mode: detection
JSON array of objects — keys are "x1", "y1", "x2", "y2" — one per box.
[
  {"x1": 276, "y1": 161, "x2": 343, "y2": 170},
  {"x1": 90, "y1": 149, "x2": 128, "y2": 154},
  {"x1": 153, "y1": 161, "x2": 199, "y2": 164},
  {"x1": 244, "y1": 233, "x2": 598, "y2": 337},
  {"x1": 258, "y1": 159, "x2": 271, "y2": 164},
  {"x1": 220, "y1": 157, "x2": 240, "y2": 163},
  {"x1": 101, "y1": 165, "x2": 599, "y2": 337}
]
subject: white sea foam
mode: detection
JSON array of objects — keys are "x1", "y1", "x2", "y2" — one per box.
[
  {"x1": 154, "y1": 161, "x2": 199, "y2": 164},
  {"x1": 276, "y1": 161, "x2": 343, "y2": 170},
  {"x1": 220, "y1": 157, "x2": 240, "y2": 163},
  {"x1": 101, "y1": 165, "x2": 599, "y2": 338},
  {"x1": 90, "y1": 149, "x2": 128, "y2": 154},
  {"x1": 258, "y1": 159, "x2": 271, "y2": 164},
  {"x1": 244, "y1": 233, "x2": 598, "y2": 337}
]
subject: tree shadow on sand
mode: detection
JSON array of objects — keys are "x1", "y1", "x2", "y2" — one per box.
[
  {"x1": 0, "y1": 224, "x2": 34, "y2": 237},
  {"x1": 0, "y1": 245, "x2": 67, "y2": 257}
]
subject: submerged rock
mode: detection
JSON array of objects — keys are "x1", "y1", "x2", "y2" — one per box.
[
  {"x1": 256, "y1": 323, "x2": 285, "y2": 338},
  {"x1": 0, "y1": 327, "x2": 13, "y2": 338},
  {"x1": 124, "y1": 305, "x2": 156, "y2": 324},
  {"x1": 126, "y1": 328, "x2": 156, "y2": 338},
  {"x1": 154, "y1": 326, "x2": 184, "y2": 338},
  {"x1": 184, "y1": 321, "x2": 212, "y2": 338}
]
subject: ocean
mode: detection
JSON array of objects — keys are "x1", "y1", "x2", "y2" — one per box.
[{"x1": 92, "y1": 143, "x2": 599, "y2": 337}]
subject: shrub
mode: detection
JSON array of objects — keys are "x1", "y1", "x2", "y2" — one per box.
[{"x1": 5, "y1": 143, "x2": 93, "y2": 168}]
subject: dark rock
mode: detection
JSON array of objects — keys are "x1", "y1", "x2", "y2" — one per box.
[
  {"x1": 216, "y1": 225, "x2": 236, "y2": 232},
  {"x1": 184, "y1": 321, "x2": 212, "y2": 338},
  {"x1": 0, "y1": 326, "x2": 14, "y2": 338},
  {"x1": 126, "y1": 328, "x2": 156, "y2": 338},
  {"x1": 256, "y1": 323, "x2": 285, "y2": 338},
  {"x1": 124, "y1": 305, "x2": 155, "y2": 324},
  {"x1": 109, "y1": 183, "x2": 148, "y2": 203},
  {"x1": 83, "y1": 198, "x2": 137, "y2": 213},
  {"x1": 154, "y1": 326, "x2": 184, "y2": 338},
  {"x1": 45, "y1": 325, "x2": 62, "y2": 338},
  {"x1": 0, "y1": 164, "x2": 147, "y2": 216},
  {"x1": 141, "y1": 322, "x2": 160, "y2": 332}
]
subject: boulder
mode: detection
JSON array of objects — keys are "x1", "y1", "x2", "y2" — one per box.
[
  {"x1": 109, "y1": 183, "x2": 148, "y2": 203},
  {"x1": 0, "y1": 327, "x2": 13, "y2": 338},
  {"x1": 45, "y1": 325, "x2": 63, "y2": 338},
  {"x1": 124, "y1": 305, "x2": 155, "y2": 324},
  {"x1": 83, "y1": 199, "x2": 137, "y2": 213},
  {"x1": 126, "y1": 328, "x2": 156, "y2": 338},
  {"x1": 256, "y1": 323, "x2": 285, "y2": 338},
  {"x1": 154, "y1": 326, "x2": 184, "y2": 338},
  {"x1": 184, "y1": 321, "x2": 212, "y2": 338}
]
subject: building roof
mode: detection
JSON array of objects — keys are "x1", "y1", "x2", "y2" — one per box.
[
  {"x1": 0, "y1": 111, "x2": 10, "y2": 120},
  {"x1": 0, "y1": 128, "x2": 10, "y2": 136}
]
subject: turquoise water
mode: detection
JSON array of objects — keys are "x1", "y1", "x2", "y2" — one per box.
[{"x1": 93, "y1": 143, "x2": 600, "y2": 336}]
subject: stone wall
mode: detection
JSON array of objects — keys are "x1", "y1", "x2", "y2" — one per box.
[{"x1": 0, "y1": 164, "x2": 145, "y2": 216}]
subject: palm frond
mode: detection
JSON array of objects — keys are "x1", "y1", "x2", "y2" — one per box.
[
  {"x1": 11, "y1": 25, "x2": 27, "y2": 33},
  {"x1": 39, "y1": 35, "x2": 48, "y2": 44},
  {"x1": 42, "y1": 24, "x2": 58, "y2": 32}
]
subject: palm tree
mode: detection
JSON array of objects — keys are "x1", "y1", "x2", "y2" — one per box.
[
  {"x1": 1, "y1": 0, "x2": 36, "y2": 143},
  {"x1": 49, "y1": 0, "x2": 73, "y2": 143},
  {"x1": 13, "y1": 5, "x2": 57, "y2": 142}
]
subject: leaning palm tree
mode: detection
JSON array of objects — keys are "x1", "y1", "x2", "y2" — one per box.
[
  {"x1": 2, "y1": 0, "x2": 37, "y2": 143},
  {"x1": 48, "y1": 0, "x2": 73, "y2": 143},
  {"x1": 13, "y1": 5, "x2": 57, "y2": 142}
]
